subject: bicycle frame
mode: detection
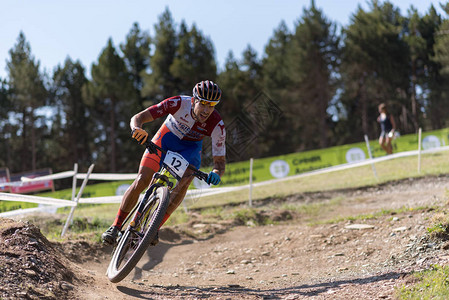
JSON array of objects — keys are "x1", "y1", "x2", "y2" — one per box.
[
  {"x1": 123, "y1": 142, "x2": 207, "y2": 231},
  {"x1": 107, "y1": 141, "x2": 209, "y2": 283},
  {"x1": 128, "y1": 167, "x2": 175, "y2": 229}
]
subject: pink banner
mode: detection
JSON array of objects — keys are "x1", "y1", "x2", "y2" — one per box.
[
  {"x1": 10, "y1": 169, "x2": 54, "y2": 194},
  {"x1": 0, "y1": 168, "x2": 10, "y2": 192}
]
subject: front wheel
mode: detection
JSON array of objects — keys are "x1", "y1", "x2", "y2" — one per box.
[{"x1": 106, "y1": 186, "x2": 169, "y2": 283}]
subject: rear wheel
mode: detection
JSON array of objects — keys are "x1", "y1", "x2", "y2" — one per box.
[{"x1": 106, "y1": 186, "x2": 169, "y2": 283}]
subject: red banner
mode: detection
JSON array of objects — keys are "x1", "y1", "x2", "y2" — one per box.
[
  {"x1": 0, "y1": 168, "x2": 10, "y2": 192},
  {"x1": 10, "y1": 169, "x2": 54, "y2": 194}
]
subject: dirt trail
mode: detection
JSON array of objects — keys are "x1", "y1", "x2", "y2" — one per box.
[{"x1": 2, "y1": 176, "x2": 449, "y2": 299}]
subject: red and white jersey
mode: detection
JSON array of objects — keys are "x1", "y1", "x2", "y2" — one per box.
[{"x1": 148, "y1": 96, "x2": 226, "y2": 156}]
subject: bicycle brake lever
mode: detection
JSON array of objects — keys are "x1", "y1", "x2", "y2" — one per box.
[{"x1": 197, "y1": 171, "x2": 208, "y2": 182}]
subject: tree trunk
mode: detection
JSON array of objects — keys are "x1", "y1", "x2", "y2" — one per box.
[
  {"x1": 410, "y1": 60, "x2": 418, "y2": 132},
  {"x1": 319, "y1": 92, "x2": 329, "y2": 148},
  {"x1": 110, "y1": 97, "x2": 117, "y2": 172},
  {"x1": 401, "y1": 105, "x2": 408, "y2": 132},
  {"x1": 21, "y1": 109, "x2": 27, "y2": 172},
  {"x1": 357, "y1": 73, "x2": 369, "y2": 136},
  {"x1": 31, "y1": 108, "x2": 36, "y2": 171}
]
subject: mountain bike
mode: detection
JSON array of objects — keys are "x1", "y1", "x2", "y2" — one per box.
[{"x1": 106, "y1": 141, "x2": 208, "y2": 283}]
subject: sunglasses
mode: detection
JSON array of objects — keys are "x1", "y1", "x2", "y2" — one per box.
[{"x1": 195, "y1": 97, "x2": 219, "y2": 107}]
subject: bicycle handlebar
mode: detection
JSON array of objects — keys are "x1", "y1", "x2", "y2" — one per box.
[{"x1": 143, "y1": 140, "x2": 208, "y2": 182}]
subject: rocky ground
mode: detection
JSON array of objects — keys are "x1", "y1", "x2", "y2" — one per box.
[{"x1": 1, "y1": 175, "x2": 449, "y2": 299}]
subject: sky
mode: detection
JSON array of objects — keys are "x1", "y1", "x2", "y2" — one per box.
[{"x1": 0, "y1": 0, "x2": 445, "y2": 80}]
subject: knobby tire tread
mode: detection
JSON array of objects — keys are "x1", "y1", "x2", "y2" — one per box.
[{"x1": 107, "y1": 186, "x2": 169, "y2": 283}]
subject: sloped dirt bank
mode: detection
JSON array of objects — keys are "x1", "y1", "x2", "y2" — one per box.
[{"x1": 0, "y1": 219, "x2": 79, "y2": 299}]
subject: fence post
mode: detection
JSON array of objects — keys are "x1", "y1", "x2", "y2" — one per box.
[
  {"x1": 249, "y1": 158, "x2": 254, "y2": 207},
  {"x1": 418, "y1": 128, "x2": 422, "y2": 173},
  {"x1": 182, "y1": 197, "x2": 188, "y2": 213},
  {"x1": 71, "y1": 163, "x2": 78, "y2": 202},
  {"x1": 61, "y1": 164, "x2": 95, "y2": 237},
  {"x1": 364, "y1": 135, "x2": 378, "y2": 180}
]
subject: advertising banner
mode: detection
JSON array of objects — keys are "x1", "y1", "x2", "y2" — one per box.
[
  {"x1": 217, "y1": 128, "x2": 449, "y2": 186},
  {"x1": 10, "y1": 169, "x2": 54, "y2": 194},
  {"x1": 0, "y1": 168, "x2": 10, "y2": 192}
]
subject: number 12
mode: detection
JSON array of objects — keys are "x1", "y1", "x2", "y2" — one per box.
[{"x1": 171, "y1": 157, "x2": 182, "y2": 171}]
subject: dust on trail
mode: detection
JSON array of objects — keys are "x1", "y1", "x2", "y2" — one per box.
[{"x1": 2, "y1": 175, "x2": 449, "y2": 299}]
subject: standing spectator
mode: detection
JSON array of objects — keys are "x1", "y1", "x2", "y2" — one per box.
[{"x1": 377, "y1": 103, "x2": 396, "y2": 154}]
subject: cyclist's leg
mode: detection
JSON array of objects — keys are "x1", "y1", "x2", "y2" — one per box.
[
  {"x1": 166, "y1": 169, "x2": 195, "y2": 215},
  {"x1": 106, "y1": 128, "x2": 165, "y2": 232},
  {"x1": 120, "y1": 165, "x2": 154, "y2": 212},
  {"x1": 103, "y1": 159, "x2": 159, "y2": 244},
  {"x1": 104, "y1": 166, "x2": 156, "y2": 242}
]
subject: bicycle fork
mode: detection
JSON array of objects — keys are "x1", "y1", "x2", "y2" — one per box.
[
  {"x1": 129, "y1": 184, "x2": 158, "y2": 229},
  {"x1": 128, "y1": 171, "x2": 171, "y2": 231}
]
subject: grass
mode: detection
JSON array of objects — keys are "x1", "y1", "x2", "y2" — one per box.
[
  {"x1": 397, "y1": 265, "x2": 449, "y2": 299},
  {"x1": 426, "y1": 209, "x2": 449, "y2": 237},
  {"x1": 186, "y1": 151, "x2": 449, "y2": 209},
  {"x1": 39, "y1": 180, "x2": 134, "y2": 200},
  {"x1": 321, "y1": 206, "x2": 433, "y2": 225},
  {"x1": 0, "y1": 200, "x2": 38, "y2": 213}
]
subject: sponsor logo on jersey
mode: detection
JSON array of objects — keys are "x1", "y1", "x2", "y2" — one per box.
[
  {"x1": 186, "y1": 130, "x2": 203, "y2": 140},
  {"x1": 169, "y1": 99, "x2": 179, "y2": 107},
  {"x1": 172, "y1": 122, "x2": 190, "y2": 133}
]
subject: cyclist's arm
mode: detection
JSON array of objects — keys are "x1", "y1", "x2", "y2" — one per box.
[
  {"x1": 131, "y1": 96, "x2": 182, "y2": 131},
  {"x1": 210, "y1": 119, "x2": 226, "y2": 177},
  {"x1": 212, "y1": 156, "x2": 226, "y2": 177},
  {"x1": 130, "y1": 109, "x2": 154, "y2": 131}
]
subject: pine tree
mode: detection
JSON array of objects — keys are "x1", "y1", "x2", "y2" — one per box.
[
  {"x1": 84, "y1": 38, "x2": 134, "y2": 172},
  {"x1": 170, "y1": 22, "x2": 217, "y2": 93},
  {"x1": 430, "y1": 3, "x2": 449, "y2": 129},
  {"x1": 404, "y1": 7, "x2": 427, "y2": 129},
  {"x1": 288, "y1": 1, "x2": 340, "y2": 149},
  {"x1": 340, "y1": 0, "x2": 409, "y2": 140},
  {"x1": 142, "y1": 8, "x2": 178, "y2": 101},
  {"x1": 52, "y1": 58, "x2": 91, "y2": 170},
  {"x1": 6, "y1": 32, "x2": 48, "y2": 171},
  {"x1": 0, "y1": 78, "x2": 12, "y2": 168},
  {"x1": 120, "y1": 22, "x2": 151, "y2": 109}
]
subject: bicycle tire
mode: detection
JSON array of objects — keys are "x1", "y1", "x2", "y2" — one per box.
[{"x1": 106, "y1": 186, "x2": 169, "y2": 283}]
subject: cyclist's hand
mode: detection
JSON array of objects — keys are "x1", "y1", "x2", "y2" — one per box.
[
  {"x1": 206, "y1": 171, "x2": 221, "y2": 185},
  {"x1": 132, "y1": 128, "x2": 148, "y2": 145}
]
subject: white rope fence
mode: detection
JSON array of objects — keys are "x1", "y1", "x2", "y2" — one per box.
[{"x1": 0, "y1": 129, "x2": 447, "y2": 236}]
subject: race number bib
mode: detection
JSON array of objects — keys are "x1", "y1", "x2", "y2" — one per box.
[{"x1": 163, "y1": 151, "x2": 189, "y2": 180}]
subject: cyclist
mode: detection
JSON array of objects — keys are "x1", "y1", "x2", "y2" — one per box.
[
  {"x1": 102, "y1": 80, "x2": 226, "y2": 245},
  {"x1": 377, "y1": 103, "x2": 396, "y2": 155}
]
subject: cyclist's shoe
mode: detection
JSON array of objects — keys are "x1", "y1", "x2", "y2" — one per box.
[
  {"x1": 102, "y1": 226, "x2": 120, "y2": 245},
  {"x1": 150, "y1": 231, "x2": 159, "y2": 246}
]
